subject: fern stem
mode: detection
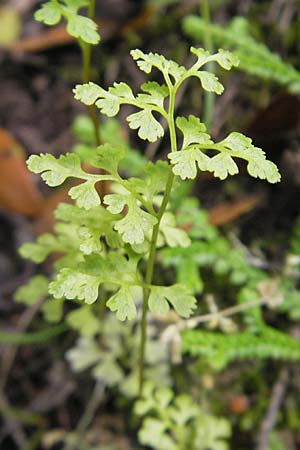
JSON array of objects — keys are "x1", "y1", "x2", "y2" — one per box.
[
  {"x1": 80, "y1": 0, "x2": 101, "y2": 147},
  {"x1": 138, "y1": 87, "x2": 177, "y2": 396},
  {"x1": 200, "y1": 0, "x2": 215, "y2": 131}
]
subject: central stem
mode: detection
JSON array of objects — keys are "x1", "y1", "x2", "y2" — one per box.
[
  {"x1": 200, "y1": 0, "x2": 214, "y2": 131},
  {"x1": 138, "y1": 84, "x2": 177, "y2": 396}
]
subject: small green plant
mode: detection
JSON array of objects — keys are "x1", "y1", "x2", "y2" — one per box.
[
  {"x1": 15, "y1": 1, "x2": 299, "y2": 448},
  {"x1": 23, "y1": 43, "x2": 280, "y2": 393},
  {"x1": 135, "y1": 382, "x2": 231, "y2": 450}
]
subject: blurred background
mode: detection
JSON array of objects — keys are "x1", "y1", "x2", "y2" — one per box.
[{"x1": 0, "y1": 1, "x2": 300, "y2": 449}]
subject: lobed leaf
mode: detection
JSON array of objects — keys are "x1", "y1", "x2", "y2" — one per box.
[
  {"x1": 131, "y1": 49, "x2": 187, "y2": 83},
  {"x1": 27, "y1": 153, "x2": 83, "y2": 186},
  {"x1": 190, "y1": 47, "x2": 239, "y2": 71},
  {"x1": 194, "y1": 70, "x2": 224, "y2": 94},
  {"x1": 91, "y1": 144, "x2": 125, "y2": 175},
  {"x1": 49, "y1": 268, "x2": 100, "y2": 304},
  {"x1": 19, "y1": 234, "x2": 63, "y2": 263},
  {"x1": 106, "y1": 286, "x2": 139, "y2": 321},
  {"x1": 137, "y1": 81, "x2": 169, "y2": 109},
  {"x1": 34, "y1": 0, "x2": 100, "y2": 44},
  {"x1": 105, "y1": 194, "x2": 157, "y2": 245},
  {"x1": 168, "y1": 148, "x2": 210, "y2": 180},
  {"x1": 34, "y1": 1, "x2": 61, "y2": 25},
  {"x1": 160, "y1": 212, "x2": 191, "y2": 248},
  {"x1": 176, "y1": 115, "x2": 212, "y2": 148},
  {"x1": 127, "y1": 109, "x2": 164, "y2": 142},
  {"x1": 14, "y1": 275, "x2": 49, "y2": 306},
  {"x1": 69, "y1": 181, "x2": 100, "y2": 209},
  {"x1": 66, "y1": 14, "x2": 100, "y2": 45},
  {"x1": 149, "y1": 284, "x2": 196, "y2": 318}
]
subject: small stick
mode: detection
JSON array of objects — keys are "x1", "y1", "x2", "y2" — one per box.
[{"x1": 256, "y1": 368, "x2": 289, "y2": 450}]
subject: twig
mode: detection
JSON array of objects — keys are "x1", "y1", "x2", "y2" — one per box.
[
  {"x1": 256, "y1": 368, "x2": 289, "y2": 450},
  {"x1": 64, "y1": 381, "x2": 105, "y2": 450},
  {"x1": 0, "y1": 298, "x2": 44, "y2": 391}
]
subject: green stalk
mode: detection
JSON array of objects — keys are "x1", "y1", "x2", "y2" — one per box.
[
  {"x1": 138, "y1": 85, "x2": 177, "y2": 396},
  {"x1": 200, "y1": 0, "x2": 215, "y2": 131},
  {"x1": 80, "y1": 0, "x2": 101, "y2": 147},
  {"x1": 0, "y1": 324, "x2": 67, "y2": 345}
]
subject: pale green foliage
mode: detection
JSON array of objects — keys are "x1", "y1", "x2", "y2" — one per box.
[
  {"x1": 35, "y1": 0, "x2": 100, "y2": 45},
  {"x1": 14, "y1": 275, "x2": 64, "y2": 323},
  {"x1": 24, "y1": 45, "x2": 280, "y2": 322},
  {"x1": 135, "y1": 383, "x2": 231, "y2": 450},
  {"x1": 67, "y1": 305, "x2": 101, "y2": 337},
  {"x1": 169, "y1": 121, "x2": 280, "y2": 182},
  {"x1": 19, "y1": 233, "x2": 64, "y2": 263},
  {"x1": 15, "y1": 275, "x2": 49, "y2": 305},
  {"x1": 66, "y1": 315, "x2": 170, "y2": 395},
  {"x1": 106, "y1": 286, "x2": 141, "y2": 321},
  {"x1": 183, "y1": 16, "x2": 300, "y2": 92},
  {"x1": 182, "y1": 327, "x2": 300, "y2": 370},
  {"x1": 160, "y1": 196, "x2": 265, "y2": 295},
  {"x1": 104, "y1": 194, "x2": 157, "y2": 245},
  {"x1": 149, "y1": 285, "x2": 196, "y2": 317}
]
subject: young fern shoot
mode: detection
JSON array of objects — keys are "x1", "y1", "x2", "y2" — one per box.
[{"x1": 26, "y1": 46, "x2": 280, "y2": 395}]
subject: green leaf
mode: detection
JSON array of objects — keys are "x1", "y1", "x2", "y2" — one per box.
[
  {"x1": 131, "y1": 49, "x2": 187, "y2": 83},
  {"x1": 149, "y1": 285, "x2": 196, "y2": 318},
  {"x1": 14, "y1": 275, "x2": 49, "y2": 305},
  {"x1": 67, "y1": 306, "x2": 100, "y2": 337},
  {"x1": 69, "y1": 181, "x2": 100, "y2": 209},
  {"x1": 137, "y1": 81, "x2": 169, "y2": 109},
  {"x1": 95, "y1": 82, "x2": 134, "y2": 117},
  {"x1": 34, "y1": 1, "x2": 62, "y2": 25},
  {"x1": 247, "y1": 158, "x2": 280, "y2": 183},
  {"x1": 138, "y1": 418, "x2": 174, "y2": 450},
  {"x1": 42, "y1": 298, "x2": 64, "y2": 323},
  {"x1": 176, "y1": 115, "x2": 212, "y2": 148},
  {"x1": 207, "y1": 153, "x2": 239, "y2": 180},
  {"x1": 127, "y1": 109, "x2": 164, "y2": 142},
  {"x1": 104, "y1": 194, "x2": 157, "y2": 245},
  {"x1": 27, "y1": 153, "x2": 83, "y2": 186},
  {"x1": 190, "y1": 47, "x2": 239, "y2": 70},
  {"x1": 73, "y1": 82, "x2": 105, "y2": 106},
  {"x1": 49, "y1": 268, "x2": 100, "y2": 304},
  {"x1": 66, "y1": 14, "x2": 100, "y2": 44},
  {"x1": 91, "y1": 144, "x2": 125, "y2": 175},
  {"x1": 213, "y1": 49, "x2": 240, "y2": 70},
  {"x1": 168, "y1": 147, "x2": 210, "y2": 180},
  {"x1": 160, "y1": 212, "x2": 191, "y2": 248},
  {"x1": 34, "y1": 1, "x2": 100, "y2": 45},
  {"x1": 218, "y1": 132, "x2": 281, "y2": 183},
  {"x1": 194, "y1": 71, "x2": 224, "y2": 94},
  {"x1": 66, "y1": 337, "x2": 102, "y2": 371},
  {"x1": 106, "y1": 286, "x2": 138, "y2": 321},
  {"x1": 142, "y1": 161, "x2": 169, "y2": 202},
  {"x1": 19, "y1": 234, "x2": 62, "y2": 263}
]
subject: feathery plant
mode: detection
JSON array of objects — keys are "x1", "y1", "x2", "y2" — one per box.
[
  {"x1": 21, "y1": 0, "x2": 282, "y2": 398},
  {"x1": 183, "y1": 14, "x2": 300, "y2": 92}
]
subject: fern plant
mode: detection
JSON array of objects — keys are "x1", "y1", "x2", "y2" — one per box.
[
  {"x1": 21, "y1": 35, "x2": 281, "y2": 393},
  {"x1": 183, "y1": 15, "x2": 300, "y2": 92},
  {"x1": 135, "y1": 382, "x2": 231, "y2": 450}
]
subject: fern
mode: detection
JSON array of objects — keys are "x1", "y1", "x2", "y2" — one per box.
[
  {"x1": 183, "y1": 16, "x2": 300, "y2": 92},
  {"x1": 182, "y1": 326, "x2": 300, "y2": 370}
]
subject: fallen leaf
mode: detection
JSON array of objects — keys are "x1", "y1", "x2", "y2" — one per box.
[
  {"x1": 0, "y1": 129, "x2": 42, "y2": 217},
  {"x1": 208, "y1": 195, "x2": 262, "y2": 226}
]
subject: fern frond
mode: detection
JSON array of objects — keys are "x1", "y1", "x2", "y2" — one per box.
[
  {"x1": 183, "y1": 16, "x2": 300, "y2": 92},
  {"x1": 182, "y1": 327, "x2": 300, "y2": 370}
]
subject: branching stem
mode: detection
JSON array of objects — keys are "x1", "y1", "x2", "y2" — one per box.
[
  {"x1": 138, "y1": 84, "x2": 177, "y2": 396},
  {"x1": 200, "y1": 0, "x2": 215, "y2": 131}
]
